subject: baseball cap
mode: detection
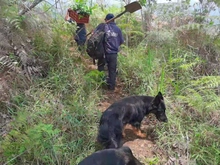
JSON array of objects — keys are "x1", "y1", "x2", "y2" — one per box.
[{"x1": 105, "y1": 13, "x2": 114, "y2": 21}]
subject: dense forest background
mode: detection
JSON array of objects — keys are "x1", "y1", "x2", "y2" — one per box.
[{"x1": 0, "y1": 0, "x2": 219, "y2": 165}]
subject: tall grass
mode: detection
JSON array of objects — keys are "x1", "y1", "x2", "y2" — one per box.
[
  {"x1": 118, "y1": 28, "x2": 220, "y2": 164},
  {"x1": 0, "y1": 19, "x2": 102, "y2": 165},
  {"x1": 118, "y1": 46, "x2": 160, "y2": 95}
]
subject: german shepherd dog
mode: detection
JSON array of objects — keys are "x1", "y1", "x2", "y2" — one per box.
[
  {"x1": 78, "y1": 146, "x2": 143, "y2": 165},
  {"x1": 97, "y1": 92, "x2": 168, "y2": 149}
]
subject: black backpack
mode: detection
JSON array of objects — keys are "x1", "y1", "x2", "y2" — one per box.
[{"x1": 86, "y1": 23, "x2": 106, "y2": 62}]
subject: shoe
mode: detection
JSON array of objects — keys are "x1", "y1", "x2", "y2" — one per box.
[{"x1": 107, "y1": 85, "x2": 115, "y2": 91}]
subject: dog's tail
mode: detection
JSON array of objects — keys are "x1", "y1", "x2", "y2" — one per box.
[
  {"x1": 97, "y1": 121, "x2": 121, "y2": 149},
  {"x1": 97, "y1": 122, "x2": 111, "y2": 148}
]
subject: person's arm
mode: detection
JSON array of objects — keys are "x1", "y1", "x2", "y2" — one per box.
[{"x1": 64, "y1": 10, "x2": 74, "y2": 23}]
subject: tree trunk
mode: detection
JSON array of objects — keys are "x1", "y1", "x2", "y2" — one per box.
[{"x1": 19, "y1": 0, "x2": 44, "y2": 16}]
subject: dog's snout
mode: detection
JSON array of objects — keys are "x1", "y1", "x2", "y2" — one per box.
[
  {"x1": 159, "y1": 115, "x2": 168, "y2": 122},
  {"x1": 163, "y1": 118, "x2": 168, "y2": 122}
]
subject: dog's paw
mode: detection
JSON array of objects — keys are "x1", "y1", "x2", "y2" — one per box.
[
  {"x1": 137, "y1": 132, "x2": 147, "y2": 138},
  {"x1": 122, "y1": 132, "x2": 126, "y2": 138}
]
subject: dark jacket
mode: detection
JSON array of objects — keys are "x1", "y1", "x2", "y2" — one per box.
[{"x1": 95, "y1": 22, "x2": 124, "y2": 54}]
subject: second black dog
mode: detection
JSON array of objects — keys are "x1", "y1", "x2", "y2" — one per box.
[
  {"x1": 78, "y1": 146, "x2": 143, "y2": 165},
  {"x1": 97, "y1": 92, "x2": 168, "y2": 149}
]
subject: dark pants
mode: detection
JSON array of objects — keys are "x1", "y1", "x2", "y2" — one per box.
[
  {"x1": 97, "y1": 56, "x2": 105, "y2": 72},
  {"x1": 74, "y1": 23, "x2": 86, "y2": 51},
  {"x1": 98, "y1": 54, "x2": 117, "y2": 90}
]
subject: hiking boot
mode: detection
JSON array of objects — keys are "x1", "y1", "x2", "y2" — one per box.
[{"x1": 107, "y1": 85, "x2": 115, "y2": 91}]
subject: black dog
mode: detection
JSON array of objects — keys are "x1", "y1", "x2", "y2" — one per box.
[
  {"x1": 78, "y1": 146, "x2": 143, "y2": 165},
  {"x1": 97, "y1": 92, "x2": 168, "y2": 149}
]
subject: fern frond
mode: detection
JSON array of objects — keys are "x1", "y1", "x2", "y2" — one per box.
[
  {"x1": 0, "y1": 55, "x2": 18, "y2": 71},
  {"x1": 179, "y1": 62, "x2": 198, "y2": 70},
  {"x1": 191, "y1": 76, "x2": 220, "y2": 89},
  {"x1": 144, "y1": 30, "x2": 174, "y2": 46},
  {"x1": 206, "y1": 97, "x2": 220, "y2": 110},
  {"x1": 129, "y1": 30, "x2": 145, "y2": 37},
  {"x1": 7, "y1": 16, "x2": 24, "y2": 31},
  {"x1": 177, "y1": 23, "x2": 202, "y2": 31}
]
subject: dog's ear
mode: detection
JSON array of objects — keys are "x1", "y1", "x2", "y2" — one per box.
[
  {"x1": 152, "y1": 91, "x2": 163, "y2": 105},
  {"x1": 157, "y1": 91, "x2": 163, "y2": 100}
]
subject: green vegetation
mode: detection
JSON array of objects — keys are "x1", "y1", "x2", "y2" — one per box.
[
  {"x1": 0, "y1": 0, "x2": 219, "y2": 165},
  {"x1": 71, "y1": 0, "x2": 95, "y2": 16}
]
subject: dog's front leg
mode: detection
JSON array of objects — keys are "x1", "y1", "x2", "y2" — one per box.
[
  {"x1": 131, "y1": 123, "x2": 146, "y2": 138},
  {"x1": 122, "y1": 126, "x2": 126, "y2": 137}
]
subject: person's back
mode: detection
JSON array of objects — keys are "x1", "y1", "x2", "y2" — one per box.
[{"x1": 104, "y1": 21, "x2": 124, "y2": 54}]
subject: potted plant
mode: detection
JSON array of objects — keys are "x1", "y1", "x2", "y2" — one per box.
[{"x1": 68, "y1": 0, "x2": 94, "y2": 23}]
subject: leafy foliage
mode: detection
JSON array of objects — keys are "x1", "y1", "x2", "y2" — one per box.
[
  {"x1": 84, "y1": 70, "x2": 106, "y2": 89},
  {"x1": 144, "y1": 30, "x2": 175, "y2": 47},
  {"x1": 118, "y1": 47, "x2": 158, "y2": 95},
  {"x1": 71, "y1": 0, "x2": 96, "y2": 16},
  {"x1": 2, "y1": 122, "x2": 60, "y2": 164}
]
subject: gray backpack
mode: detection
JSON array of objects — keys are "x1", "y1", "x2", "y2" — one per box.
[{"x1": 86, "y1": 23, "x2": 106, "y2": 61}]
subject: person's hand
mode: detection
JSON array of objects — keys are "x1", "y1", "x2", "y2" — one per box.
[{"x1": 64, "y1": 11, "x2": 70, "y2": 21}]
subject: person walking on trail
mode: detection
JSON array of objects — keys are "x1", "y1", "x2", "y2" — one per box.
[
  {"x1": 64, "y1": 10, "x2": 87, "y2": 51},
  {"x1": 95, "y1": 13, "x2": 124, "y2": 91}
]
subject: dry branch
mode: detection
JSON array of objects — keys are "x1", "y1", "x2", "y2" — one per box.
[{"x1": 19, "y1": 0, "x2": 44, "y2": 16}]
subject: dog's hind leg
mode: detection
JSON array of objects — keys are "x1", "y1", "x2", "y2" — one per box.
[
  {"x1": 122, "y1": 125, "x2": 126, "y2": 137},
  {"x1": 108, "y1": 132, "x2": 122, "y2": 148},
  {"x1": 111, "y1": 120, "x2": 123, "y2": 148},
  {"x1": 108, "y1": 128, "x2": 122, "y2": 148},
  {"x1": 130, "y1": 125, "x2": 146, "y2": 138}
]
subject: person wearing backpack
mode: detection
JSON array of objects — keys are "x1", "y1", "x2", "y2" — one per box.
[{"x1": 96, "y1": 13, "x2": 124, "y2": 91}]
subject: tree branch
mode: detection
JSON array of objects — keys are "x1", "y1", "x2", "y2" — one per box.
[{"x1": 19, "y1": 0, "x2": 44, "y2": 16}]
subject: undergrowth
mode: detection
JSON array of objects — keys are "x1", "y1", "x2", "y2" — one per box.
[
  {"x1": 0, "y1": 19, "x2": 102, "y2": 165},
  {"x1": 117, "y1": 28, "x2": 220, "y2": 165}
]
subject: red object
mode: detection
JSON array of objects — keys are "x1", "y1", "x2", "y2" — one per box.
[{"x1": 68, "y1": 8, "x2": 90, "y2": 23}]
